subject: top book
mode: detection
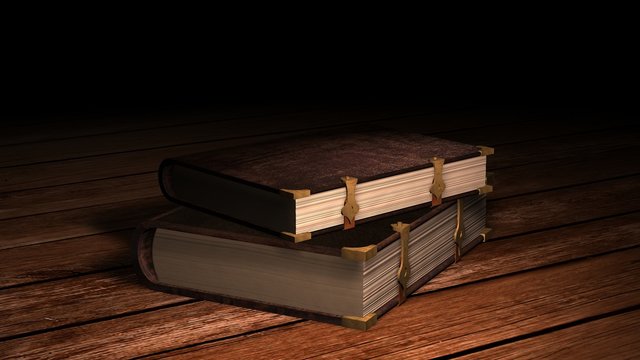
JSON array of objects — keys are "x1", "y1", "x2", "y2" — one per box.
[{"x1": 159, "y1": 129, "x2": 493, "y2": 241}]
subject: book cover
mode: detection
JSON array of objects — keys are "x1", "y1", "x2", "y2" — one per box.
[
  {"x1": 134, "y1": 194, "x2": 489, "y2": 330},
  {"x1": 159, "y1": 129, "x2": 493, "y2": 240}
]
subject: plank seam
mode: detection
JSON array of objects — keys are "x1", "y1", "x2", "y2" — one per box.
[
  {"x1": 427, "y1": 305, "x2": 640, "y2": 360},
  {"x1": 0, "y1": 299, "x2": 199, "y2": 343}
]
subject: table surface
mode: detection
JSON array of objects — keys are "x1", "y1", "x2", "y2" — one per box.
[{"x1": 1, "y1": 105, "x2": 639, "y2": 359}]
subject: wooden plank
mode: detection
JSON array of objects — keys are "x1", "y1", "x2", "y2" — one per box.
[
  {"x1": 432, "y1": 114, "x2": 629, "y2": 146},
  {"x1": 0, "y1": 301, "x2": 296, "y2": 359},
  {"x1": 490, "y1": 146, "x2": 640, "y2": 199},
  {"x1": 0, "y1": 197, "x2": 174, "y2": 250},
  {"x1": 457, "y1": 310, "x2": 640, "y2": 359},
  {"x1": 3, "y1": 142, "x2": 638, "y2": 221},
  {"x1": 376, "y1": 108, "x2": 633, "y2": 140},
  {"x1": 0, "y1": 132, "x2": 310, "y2": 193},
  {"x1": 2, "y1": 109, "x2": 636, "y2": 358},
  {"x1": 488, "y1": 175, "x2": 640, "y2": 239},
  {"x1": 2, "y1": 209, "x2": 638, "y2": 291},
  {"x1": 0, "y1": 108, "x2": 429, "y2": 168},
  {"x1": 0, "y1": 104, "x2": 306, "y2": 146},
  {"x1": 0, "y1": 230, "x2": 131, "y2": 288},
  {"x1": 0, "y1": 110, "x2": 517, "y2": 193},
  {"x1": 0, "y1": 270, "x2": 189, "y2": 339},
  {"x1": 1, "y1": 199, "x2": 637, "y2": 352},
  {"x1": 0, "y1": 173, "x2": 158, "y2": 219},
  {"x1": 416, "y1": 212, "x2": 640, "y2": 294},
  {"x1": 2, "y1": 118, "x2": 636, "y2": 220},
  {"x1": 2, "y1": 210, "x2": 639, "y2": 340},
  {"x1": 3, "y1": 171, "x2": 637, "y2": 251},
  {"x1": 72, "y1": 246, "x2": 640, "y2": 359},
  {"x1": 488, "y1": 126, "x2": 639, "y2": 170},
  {"x1": 1, "y1": 110, "x2": 624, "y2": 194}
]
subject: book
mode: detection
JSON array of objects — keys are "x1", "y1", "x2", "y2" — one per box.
[
  {"x1": 134, "y1": 194, "x2": 489, "y2": 330},
  {"x1": 159, "y1": 129, "x2": 493, "y2": 241}
]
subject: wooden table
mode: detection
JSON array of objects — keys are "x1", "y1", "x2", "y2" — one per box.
[{"x1": 1, "y1": 105, "x2": 639, "y2": 359}]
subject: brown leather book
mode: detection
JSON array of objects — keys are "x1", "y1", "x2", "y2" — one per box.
[
  {"x1": 135, "y1": 194, "x2": 489, "y2": 330},
  {"x1": 159, "y1": 129, "x2": 493, "y2": 241}
]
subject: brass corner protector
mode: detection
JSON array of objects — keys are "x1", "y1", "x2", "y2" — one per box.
[
  {"x1": 280, "y1": 188, "x2": 311, "y2": 199},
  {"x1": 429, "y1": 157, "x2": 446, "y2": 206},
  {"x1": 477, "y1": 145, "x2": 495, "y2": 156},
  {"x1": 341, "y1": 245, "x2": 378, "y2": 262},
  {"x1": 480, "y1": 227, "x2": 492, "y2": 242},
  {"x1": 341, "y1": 313, "x2": 378, "y2": 331},
  {"x1": 477, "y1": 184, "x2": 493, "y2": 194},
  {"x1": 280, "y1": 231, "x2": 312, "y2": 243}
]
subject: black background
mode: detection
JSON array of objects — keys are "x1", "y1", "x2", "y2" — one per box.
[{"x1": 3, "y1": 29, "x2": 637, "y2": 122}]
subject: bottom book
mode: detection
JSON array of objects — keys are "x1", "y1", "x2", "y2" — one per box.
[{"x1": 134, "y1": 194, "x2": 489, "y2": 330}]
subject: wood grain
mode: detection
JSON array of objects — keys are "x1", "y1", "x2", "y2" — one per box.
[
  {"x1": 488, "y1": 175, "x2": 640, "y2": 239},
  {"x1": 1, "y1": 108, "x2": 638, "y2": 359},
  {"x1": 0, "y1": 104, "x2": 304, "y2": 146},
  {"x1": 415, "y1": 212, "x2": 640, "y2": 294},
  {"x1": 2, "y1": 211, "x2": 638, "y2": 341},
  {"x1": 0, "y1": 197, "x2": 173, "y2": 250},
  {"x1": 435, "y1": 114, "x2": 628, "y2": 147},
  {"x1": 141, "y1": 247, "x2": 640, "y2": 359},
  {"x1": 0, "y1": 133, "x2": 308, "y2": 193},
  {"x1": 490, "y1": 146, "x2": 640, "y2": 199},
  {"x1": 488, "y1": 126, "x2": 639, "y2": 170},
  {"x1": 0, "y1": 110, "x2": 514, "y2": 193},
  {"x1": 0, "y1": 302, "x2": 296, "y2": 360},
  {"x1": 0, "y1": 173, "x2": 159, "y2": 219},
  {"x1": 1, "y1": 120, "x2": 635, "y2": 226},
  {"x1": 0, "y1": 270, "x2": 188, "y2": 339},
  {"x1": 2, "y1": 143, "x2": 637, "y2": 221},
  {"x1": 0, "y1": 230, "x2": 131, "y2": 288},
  {"x1": 0, "y1": 108, "x2": 428, "y2": 168},
  {"x1": 457, "y1": 310, "x2": 640, "y2": 359},
  {"x1": 1, "y1": 109, "x2": 626, "y2": 197},
  {"x1": 3, "y1": 171, "x2": 637, "y2": 252}
]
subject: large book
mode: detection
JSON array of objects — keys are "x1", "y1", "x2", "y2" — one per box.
[
  {"x1": 135, "y1": 194, "x2": 489, "y2": 330},
  {"x1": 159, "y1": 129, "x2": 493, "y2": 241}
]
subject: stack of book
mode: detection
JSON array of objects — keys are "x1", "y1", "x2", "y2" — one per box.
[{"x1": 134, "y1": 129, "x2": 493, "y2": 330}]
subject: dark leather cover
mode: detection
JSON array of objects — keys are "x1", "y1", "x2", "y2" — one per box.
[{"x1": 160, "y1": 129, "x2": 480, "y2": 194}]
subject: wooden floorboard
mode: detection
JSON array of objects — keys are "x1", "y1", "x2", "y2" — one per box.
[
  {"x1": 2, "y1": 123, "x2": 634, "y2": 246},
  {"x1": 0, "y1": 107, "x2": 637, "y2": 358},
  {"x1": 3, "y1": 230, "x2": 638, "y2": 359},
  {"x1": 0, "y1": 108, "x2": 517, "y2": 193},
  {"x1": 0, "y1": 105, "x2": 305, "y2": 146},
  {"x1": 0, "y1": 302, "x2": 296, "y2": 360},
  {"x1": 139, "y1": 248, "x2": 640, "y2": 359},
  {"x1": 0, "y1": 173, "x2": 159, "y2": 219},
  {"x1": 0, "y1": 197, "x2": 174, "y2": 250},
  {"x1": 0, "y1": 270, "x2": 187, "y2": 339},
  {"x1": 0, "y1": 107, "x2": 432, "y2": 168},
  {"x1": 3, "y1": 125, "x2": 637, "y2": 220},
  {"x1": 456, "y1": 309, "x2": 640, "y2": 359},
  {"x1": 0, "y1": 230, "x2": 131, "y2": 288},
  {"x1": 2, "y1": 209, "x2": 638, "y2": 342},
  {"x1": 488, "y1": 174, "x2": 640, "y2": 239},
  {"x1": 415, "y1": 211, "x2": 640, "y2": 294}
]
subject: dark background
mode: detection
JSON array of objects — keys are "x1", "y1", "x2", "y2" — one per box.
[{"x1": 3, "y1": 36, "x2": 637, "y2": 123}]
